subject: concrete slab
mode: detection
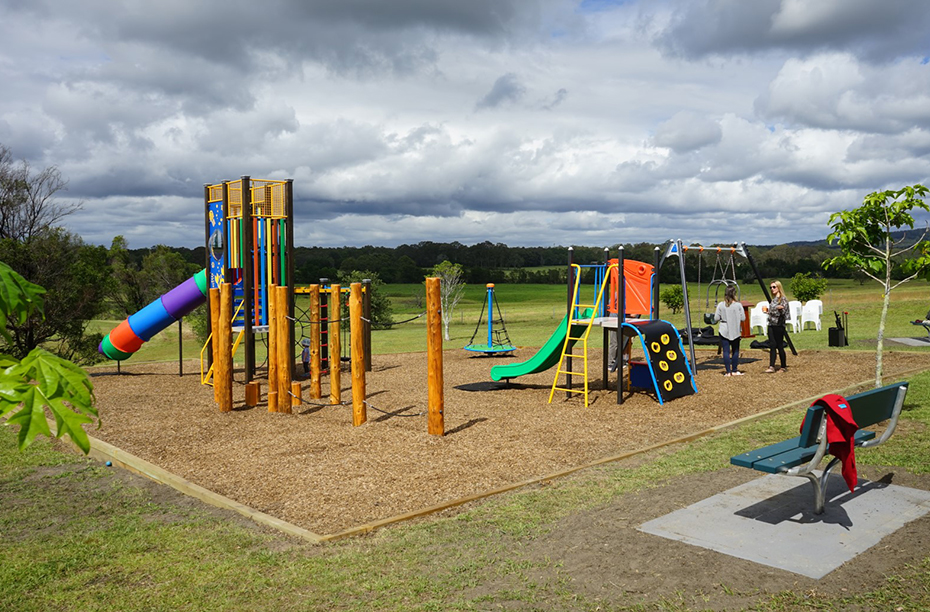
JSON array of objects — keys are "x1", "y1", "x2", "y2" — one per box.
[
  {"x1": 638, "y1": 473, "x2": 930, "y2": 579},
  {"x1": 889, "y1": 337, "x2": 930, "y2": 347}
]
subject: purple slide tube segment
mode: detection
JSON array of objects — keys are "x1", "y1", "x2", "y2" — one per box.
[{"x1": 161, "y1": 275, "x2": 207, "y2": 320}]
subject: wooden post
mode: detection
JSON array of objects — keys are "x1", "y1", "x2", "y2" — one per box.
[
  {"x1": 426, "y1": 277, "x2": 444, "y2": 436},
  {"x1": 350, "y1": 283, "x2": 366, "y2": 426},
  {"x1": 217, "y1": 283, "x2": 234, "y2": 412},
  {"x1": 290, "y1": 380, "x2": 302, "y2": 408},
  {"x1": 329, "y1": 284, "x2": 342, "y2": 405},
  {"x1": 209, "y1": 287, "x2": 221, "y2": 404},
  {"x1": 309, "y1": 284, "x2": 322, "y2": 399},
  {"x1": 267, "y1": 283, "x2": 279, "y2": 412},
  {"x1": 276, "y1": 285, "x2": 292, "y2": 414},
  {"x1": 245, "y1": 381, "x2": 260, "y2": 407},
  {"x1": 362, "y1": 278, "x2": 372, "y2": 372}
]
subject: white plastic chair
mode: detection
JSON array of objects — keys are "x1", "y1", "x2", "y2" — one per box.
[
  {"x1": 808, "y1": 299, "x2": 823, "y2": 315},
  {"x1": 787, "y1": 301, "x2": 802, "y2": 333},
  {"x1": 801, "y1": 302, "x2": 822, "y2": 331},
  {"x1": 750, "y1": 305, "x2": 768, "y2": 335}
]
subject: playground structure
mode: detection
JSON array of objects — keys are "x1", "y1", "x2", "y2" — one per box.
[
  {"x1": 463, "y1": 283, "x2": 515, "y2": 355},
  {"x1": 493, "y1": 247, "x2": 697, "y2": 407},
  {"x1": 99, "y1": 177, "x2": 445, "y2": 435}
]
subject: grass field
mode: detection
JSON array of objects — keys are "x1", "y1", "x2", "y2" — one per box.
[{"x1": 103, "y1": 278, "x2": 930, "y2": 366}]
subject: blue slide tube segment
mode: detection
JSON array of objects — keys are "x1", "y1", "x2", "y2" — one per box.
[{"x1": 128, "y1": 299, "x2": 176, "y2": 341}]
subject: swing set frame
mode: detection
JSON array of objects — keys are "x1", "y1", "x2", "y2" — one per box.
[{"x1": 659, "y1": 240, "x2": 797, "y2": 373}]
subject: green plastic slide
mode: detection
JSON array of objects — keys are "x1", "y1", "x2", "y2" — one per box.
[{"x1": 490, "y1": 313, "x2": 589, "y2": 381}]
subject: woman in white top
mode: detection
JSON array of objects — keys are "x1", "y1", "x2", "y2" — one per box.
[{"x1": 714, "y1": 285, "x2": 746, "y2": 376}]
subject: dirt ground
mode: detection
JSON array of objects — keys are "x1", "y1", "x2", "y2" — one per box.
[{"x1": 87, "y1": 344, "x2": 929, "y2": 537}]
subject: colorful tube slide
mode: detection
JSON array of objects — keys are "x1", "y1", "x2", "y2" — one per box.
[{"x1": 99, "y1": 269, "x2": 209, "y2": 361}]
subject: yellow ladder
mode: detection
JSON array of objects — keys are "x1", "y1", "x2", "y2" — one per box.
[
  {"x1": 200, "y1": 299, "x2": 247, "y2": 386},
  {"x1": 548, "y1": 263, "x2": 616, "y2": 407}
]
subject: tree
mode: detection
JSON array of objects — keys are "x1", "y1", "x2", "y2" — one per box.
[
  {"x1": 338, "y1": 270, "x2": 394, "y2": 329},
  {"x1": 429, "y1": 260, "x2": 466, "y2": 341},
  {"x1": 108, "y1": 235, "x2": 149, "y2": 317},
  {"x1": 0, "y1": 144, "x2": 106, "y2": 364},
  {"x1": 0, "y1": 144, "x2": 79, "y2": 242},
  {"x1": 659, "y1": 285, "x2": 684, "y2": 315},
  {"x1": 824, "y1": 184, "x2": 930, "y2": 387},
  {"x1": 0, "y1": 229, "x2": 110, "y2": 363},
  {"x1": 788, "y1": 272, "x2": 827, "y2": 302},
  {"x1": 0, "y1": 261, "x2": 97, "y2": 453}
]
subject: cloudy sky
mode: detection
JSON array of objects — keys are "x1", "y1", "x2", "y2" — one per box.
[{"x1": 3, "y1": 0, "x2": 930, "y2": 249}]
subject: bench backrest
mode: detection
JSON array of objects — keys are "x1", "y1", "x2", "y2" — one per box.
[
  {"x1": 799, "y1": 405, "x2": 824, "y2": 447},
  {"x1": 848, "y1": 382, "x2": 909, "y2": 428}
]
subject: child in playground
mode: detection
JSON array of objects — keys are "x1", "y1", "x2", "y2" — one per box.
[
  {"x1": 301, "y1": 339, "x2": 310, "y2": 378},
  {"x1": 714, "y1": 285, "x2": 745, "y2": 376},
  {"x1": 762, "y1": 280, "x2": 789, "y2": 373}
]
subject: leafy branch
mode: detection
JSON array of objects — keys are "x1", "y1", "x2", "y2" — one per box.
[{"x1": 0, "y1": 261, "x2": 97, "y2": 453}]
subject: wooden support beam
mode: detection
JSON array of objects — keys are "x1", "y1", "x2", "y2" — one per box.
[
  {"x1": 209, "y1": 287, "x2": 220, "y2": 404},
  {"x1": 276, "y1": 285, "x2": 292, "y2": 414},
  {"x1": 290, "y1": 380, "x2": 302, "y2": 408},
  {"x1": 350, "y1": 283, "x2": 366, "y2": 426},
  {"x1": 329, "y1": 284, "x2": 342, "y2": 405},
  {"x1": 216, "y1": 283, "x2": 234, "y2": 412},
  {"x1": 267, "y1": 283, "x2": 278, "y2": 412},
  {"x1": 426, "y1": 277, "x2": 444, "y2": 436},
  {"x1": 309, "y1": 284, "x2": 322, "y2": 399}
]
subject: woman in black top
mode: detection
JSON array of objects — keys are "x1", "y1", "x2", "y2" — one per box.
[{"x1": 763, "y1": 280, "x2": 789, "y2": 373}]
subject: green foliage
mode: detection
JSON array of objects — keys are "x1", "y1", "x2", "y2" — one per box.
[
  {"x1": 659, "y1": 285, "x2": 684, "y2": 314},
  {"x1": 0, "y1": 229, "x2": 110, "y2": 364},
  {"x1": 338, "y1": 270, "x2": 393, "y2": 329},
  {"x1": 788, "y1": 272, "x2": 827, "y2": 302},
  {"x1": 824, "y1": 184, "x2": 930, "y2": 386},
  {"x1": 0, "y1": 261, "x2": 45, "y2": 344},
  {"x1": 824, "y1": 185, "x2": 930, "y2": 283},
  {"x1": 108, "y1": 239, "x2": 200, "y2": 317},
  {"x1": 0, "y1": 261, "x2": 96, "y2": 453}
]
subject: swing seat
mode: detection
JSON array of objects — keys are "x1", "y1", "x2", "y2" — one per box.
[{"x1": 464, "y1": 343, "x2": 516, "y2": 354}]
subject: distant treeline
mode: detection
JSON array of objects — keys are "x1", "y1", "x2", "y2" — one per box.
[{"x1": 140, "y1": 239, "x2": 883, "y2": 285}]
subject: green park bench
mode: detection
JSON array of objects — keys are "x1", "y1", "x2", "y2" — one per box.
[{"x1": 731, "y1": 382, "x2": 909, "y2": 514}]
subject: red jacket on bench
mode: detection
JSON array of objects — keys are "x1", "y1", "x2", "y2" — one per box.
[{"x1": 804, "y1": 394, "x2": 859, "y2": 492}]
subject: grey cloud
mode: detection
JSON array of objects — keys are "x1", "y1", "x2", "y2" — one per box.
[
  {"x1": 476, "y1": 73, "x2": 526, "y2": 110},
  {"x1": 542, "y1": 88, "x2": 568, "y2": 110},
  {"x1": 653, "y1": 111, "x2": 722, "y2": 153},
  {"x1": 658, "y1": 0, "x2": 930, "y2": 61}
]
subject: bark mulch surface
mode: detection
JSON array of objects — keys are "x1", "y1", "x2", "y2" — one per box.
[{"x1": 88, "y1": 348, "x2": 928, "y2": 535}]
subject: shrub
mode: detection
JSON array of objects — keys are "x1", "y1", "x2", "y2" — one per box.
[
  {"x1": 660, "y1": 285, "x2": 684, "y2": 314},
  {"x1": 788, "y1": 272, "x2": 827, "y2": 302}
]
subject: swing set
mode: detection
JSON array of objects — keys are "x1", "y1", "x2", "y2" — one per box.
[{"x1": 659, "y1": 239, "x2": 797, "y2": 370}]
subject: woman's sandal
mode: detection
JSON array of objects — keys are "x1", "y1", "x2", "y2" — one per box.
[{"x1": 764, "y1": 367, "x2": 776, "y2": 373}]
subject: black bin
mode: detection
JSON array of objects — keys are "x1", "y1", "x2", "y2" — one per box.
[{"x1": 828, "y1": 327, "x2": 847, "y2": 347}]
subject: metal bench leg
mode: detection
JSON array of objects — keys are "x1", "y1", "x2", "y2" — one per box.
[
  {"x1": 799, "y1": 472, "x2": 826, "y2": 515},
  {"x1": 801, "y1": 458, "x2": 842, "y2": 515}
]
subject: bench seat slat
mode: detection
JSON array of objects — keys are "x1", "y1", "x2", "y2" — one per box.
[
  {"x1": 744, "y1": 429, "x2": 876, "y2": 474},
  {"x1": 730, "y1": 436, "x2": 804, "y2": 468}
]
